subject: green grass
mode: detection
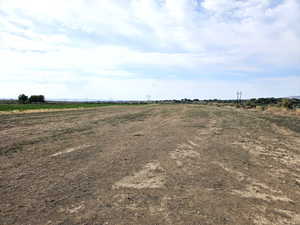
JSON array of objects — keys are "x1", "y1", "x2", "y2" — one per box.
[{"x1": 0, "y1": 103, "x2": 134, "y2": 112}]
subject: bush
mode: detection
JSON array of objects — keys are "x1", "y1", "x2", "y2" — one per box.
[
  {"x1": 281, "y1": 98, "x2": 294, "y2": 110},
  {"x1": 245, "y1": 101, "x2": 256, "y2": 108}
]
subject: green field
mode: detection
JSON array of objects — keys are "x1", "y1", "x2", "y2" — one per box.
[{"x1": 0, "y1": 103, "x2": 128, "y2": 111}]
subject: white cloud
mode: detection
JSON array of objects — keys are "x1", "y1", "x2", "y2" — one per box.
[
  {"x1": 0, "y1": 0, "x2": 299, "y2": 99},
  {"x1": 2, "y1": 0, "x2": 299, "y2": 64}
]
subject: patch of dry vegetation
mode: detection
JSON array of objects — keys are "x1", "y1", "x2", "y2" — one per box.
[{"x1": 263, "y1": 106, "x2": 300, "y2": 116}]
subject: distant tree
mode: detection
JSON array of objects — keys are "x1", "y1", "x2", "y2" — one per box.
[
  {"x1": 245, "y1": 100, "x2": 256, "y2": 108},
  {"x1": 281, "y1": 98, "x2": 293, "y2": 109},
  {"x1": 29, "y1": 95, "x2": 45, "y2": 103},
  {"x1": 18, "y1": 94, "x2": 28, "y2": 104}
]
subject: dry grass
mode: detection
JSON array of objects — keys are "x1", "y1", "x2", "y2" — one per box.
[
  {"x1": 264, "y1": 106, "x2": 300, "y2": 117},
  {"x1": 252, "y1": 105, "x2": 300, "y2": 117},
  {"x1": 0, "y1": 107, "x2": 96, "y2": 115}
]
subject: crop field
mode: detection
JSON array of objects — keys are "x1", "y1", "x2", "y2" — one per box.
[
  {"x1": 0, "y1": 103, "x2": 136, "y2": 112},
  {"x1": 0, "y1": 104, "x2": 299, "y2": 225}
]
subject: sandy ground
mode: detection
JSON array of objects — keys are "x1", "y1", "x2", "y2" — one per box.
[{"x1": 0, "y1": 104, "x2": 299, "y2": 225}]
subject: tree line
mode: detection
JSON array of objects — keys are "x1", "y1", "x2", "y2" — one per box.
[
  {"x1": 18, "y1": 94, "x2": 45, "y2": 104},
  {"x1": 158, "y1": 97, "x2": 300, "y2": 110}
]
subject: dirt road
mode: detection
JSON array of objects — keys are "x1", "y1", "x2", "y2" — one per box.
[{"x1": 1, "y1": 104, "x2": 299, "y2": 225}]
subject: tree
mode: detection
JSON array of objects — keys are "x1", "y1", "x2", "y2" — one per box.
[
  {"x1": 29, "y1": 95, "x2": 45, "y2": 103},
  {"x1": 18, "y1": 94, "x2": 28, "y2": 104}
]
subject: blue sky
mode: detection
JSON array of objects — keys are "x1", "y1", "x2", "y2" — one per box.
[{"x1": 1, "y1": 0, "x2": 300, "y2": 100}]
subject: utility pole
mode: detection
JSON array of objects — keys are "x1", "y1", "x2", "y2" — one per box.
[
  {"x1": 146, "y1": 94, "x2": 151, "y2": 102},
  {"x1": 240, "y1": 91, "x2": 242, "y2": 104},
  {"x1": 236, "y1": 91, "x2": 242, "y2": 105}
]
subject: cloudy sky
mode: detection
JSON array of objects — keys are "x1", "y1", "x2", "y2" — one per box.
[{"x1": 1, "y1": 0, "x2": 300, "y2": 100}]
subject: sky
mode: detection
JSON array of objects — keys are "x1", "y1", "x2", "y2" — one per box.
[{"x1": 0, "y1": 0, "x2": 300, "y2": 100}]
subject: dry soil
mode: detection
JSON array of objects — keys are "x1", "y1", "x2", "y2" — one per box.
[{"x1": 0, "y1": 104, "x2": 299, "y2": 225}]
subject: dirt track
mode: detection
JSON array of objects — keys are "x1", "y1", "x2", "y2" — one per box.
[{"x1": 0, "y1": 104, "x2": 299, "y2": 225}]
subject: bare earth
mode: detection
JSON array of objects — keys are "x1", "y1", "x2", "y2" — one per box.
[{"x1": 0, "y1": 104, "x2": 299, "y2": 225}]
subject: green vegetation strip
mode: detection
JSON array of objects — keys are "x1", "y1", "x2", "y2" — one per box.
[{"x1": 0, "y1": 103, "x2": 133, "y2": 112}]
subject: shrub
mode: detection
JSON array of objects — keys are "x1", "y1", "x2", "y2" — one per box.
[
  {"x1": 245, "y1": 101, "x2": 256, "y2": 108},
  {"x1": 281, "y1": 98, "x2": 293, "y2": 110}
]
